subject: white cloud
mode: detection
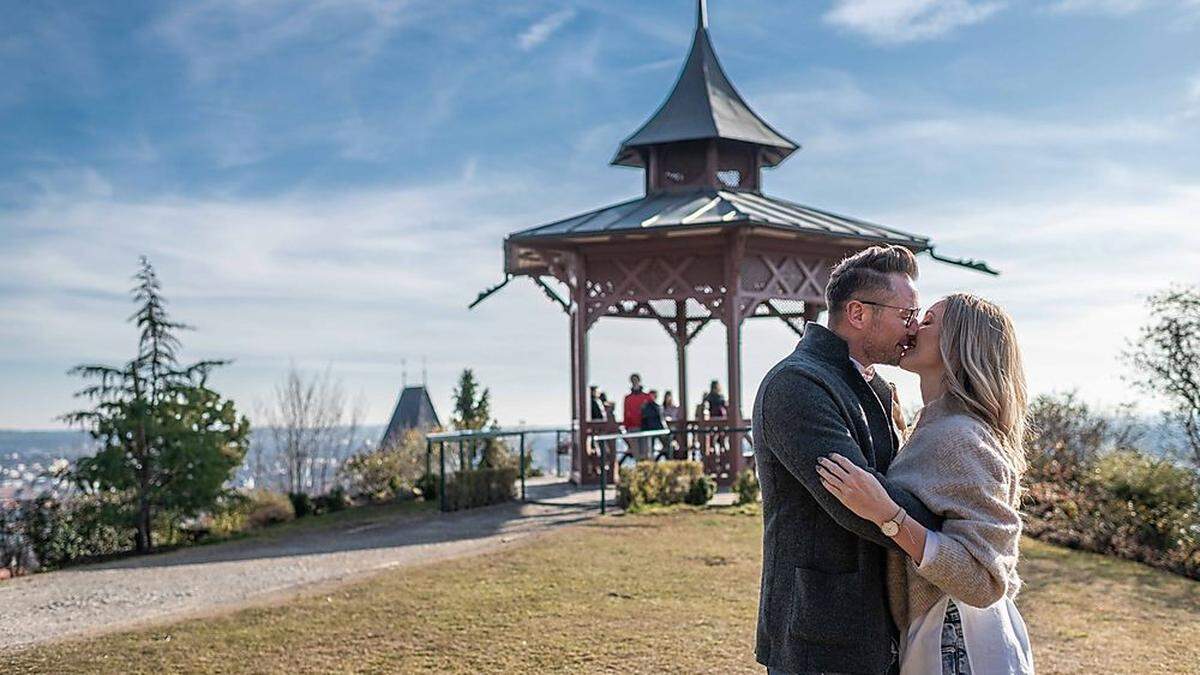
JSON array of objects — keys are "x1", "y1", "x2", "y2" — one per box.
[
  {"x1": 1044, "y1": 0, "x2": 1200, "y2": 17},
  {"x1": 517, "y1": 9, "x2": 576, "y2": 51},
  {"x1": 152, "y1": 0, "x2": 421, "y2": 81},
  {"x1": 1186, "y1": 73, "x2": 1200, "y2": 118},
  {"x1": 0, "y1": 165, "x2": 585, "y2": 428},
  {"x1": 824, "y1": 0, "x2": 1006, "y2": 44},
  {"x1": 1044, "y1": 0, "x2": 1150, "y2": 13},
  {"x1": 855, "y1": 180, "x2": 1200, "y2": 416}
]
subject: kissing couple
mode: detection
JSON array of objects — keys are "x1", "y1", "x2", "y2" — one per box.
[{"x1": 752, "y1": 245, "x2": 1035, "y2": 674}]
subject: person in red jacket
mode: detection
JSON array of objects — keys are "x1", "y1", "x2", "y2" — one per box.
[{"x1": 622, "y1": 373, "x2": 653, "y2": 459}]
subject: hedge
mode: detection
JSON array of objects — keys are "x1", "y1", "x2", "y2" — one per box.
[{"x1": 442, "y1": 467, "x2": 518, "y2": 511}]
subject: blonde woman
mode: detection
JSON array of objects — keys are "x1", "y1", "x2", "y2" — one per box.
[{"x1": 816, "y1": 294, "x2": 1034, "y2": 674}]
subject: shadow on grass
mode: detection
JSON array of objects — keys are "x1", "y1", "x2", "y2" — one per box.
[{"x1": 66, "y1": 480, "x2": 603, "y2": 573}]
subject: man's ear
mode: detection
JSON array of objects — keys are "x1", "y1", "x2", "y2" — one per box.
[{"x1": 843, "y1": 300, "x2": 868, "y2": 330}]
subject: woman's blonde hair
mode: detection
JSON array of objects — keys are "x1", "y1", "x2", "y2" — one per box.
[{"x1": 938, "y1": 293, "x2": 1028, "y2": 481}]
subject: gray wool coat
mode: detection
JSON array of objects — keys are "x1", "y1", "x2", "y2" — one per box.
[{"x1": 752, "y1": 324, "x2": 940, "y2": 675}]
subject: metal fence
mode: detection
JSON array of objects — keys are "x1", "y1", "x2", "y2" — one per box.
[
  {"x1": 425, "y1": 424, "x2": 753, "y2": 514},
  {"x1": 425, "y1": 426, "x2": 572, "y2": 513},
  {"x1": 589, "y1": 424, "x2": 753, "y2": 514}
]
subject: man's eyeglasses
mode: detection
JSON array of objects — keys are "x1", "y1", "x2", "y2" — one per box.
[{"x1": 855, "y1": 300, "x2": 920, "y2": 326}]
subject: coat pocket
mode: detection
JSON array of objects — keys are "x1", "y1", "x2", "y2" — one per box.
[{"x1": 789, "y1": 567, "x2": 864, "y2": 646}]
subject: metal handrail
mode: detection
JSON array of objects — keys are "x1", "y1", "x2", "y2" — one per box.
[
  {"x1": 427, "y1": 426, "x2": 573, "y2": 442},
  {"x1": 426, "y1": 426, "x2": 573, "y2": 512}
]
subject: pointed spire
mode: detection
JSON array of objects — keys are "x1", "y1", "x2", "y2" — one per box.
[{"x1": 612, "y1": 0, "x2": 797, "y2": 168}]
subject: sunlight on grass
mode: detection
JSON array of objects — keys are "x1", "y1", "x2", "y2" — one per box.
[{"x1": 6, "y1": 505, "x2": 1198, "y2": 674}]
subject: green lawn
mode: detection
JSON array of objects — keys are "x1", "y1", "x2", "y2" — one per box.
[{"x1": 6, "y1": 505, "x2": 1199, "y2": 674}]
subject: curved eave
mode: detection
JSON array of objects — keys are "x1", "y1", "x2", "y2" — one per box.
[
  {"x1": 611, "y1": 137, "x2": 796, "y2": 169},
  {"x1": 507, "y1": 218, "x2": 930, "y2": 251}
]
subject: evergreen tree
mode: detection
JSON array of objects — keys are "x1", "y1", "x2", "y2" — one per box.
[
  {"x1": 451, "y1": 368, "x2": 491, "y2": 431},
  {"x1": 451, "y1": 368, "x2": 510, "y2": 468},
  {"x1": 61, "y1": 257, "x2": 249, "y2": 552}
]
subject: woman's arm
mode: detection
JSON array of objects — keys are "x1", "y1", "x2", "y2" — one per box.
[
  {"x1": 820, "y1": 443, "x2": 1020, "y2": 608},
  {"x1": 817, "y1": 454, "x2": 928, "y2": 563}
]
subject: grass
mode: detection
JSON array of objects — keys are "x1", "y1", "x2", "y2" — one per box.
[{"x1": 5, "y1": 504, "x2": 1199, "y2": 674}]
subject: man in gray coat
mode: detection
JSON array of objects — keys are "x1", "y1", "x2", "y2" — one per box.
[{"x1": 752, "y1": 246, "x2": 940, "y2": 674}]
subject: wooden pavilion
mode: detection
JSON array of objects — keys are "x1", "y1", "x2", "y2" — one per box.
[{"x1": 483, "y1": 0, "x2": 991, "y2": 485}]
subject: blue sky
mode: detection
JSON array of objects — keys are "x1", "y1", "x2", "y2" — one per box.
[{"x1": 2, "y1": 0, "x2": 1199, "y2": 429}]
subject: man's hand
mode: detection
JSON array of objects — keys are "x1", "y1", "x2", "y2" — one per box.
[{"x1": 817, "y1": 454, "x2": 899, "y2": 525}]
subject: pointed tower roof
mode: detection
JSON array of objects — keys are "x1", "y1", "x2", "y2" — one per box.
[
  {"x1": 380, "y1": 386, "x2": 440, "y2": 448},
  {"x1": 612, "y1": 0, "x2": 798, "y2": 168}
]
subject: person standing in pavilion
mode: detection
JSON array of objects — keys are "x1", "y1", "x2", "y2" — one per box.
[
  {"x1": 640, "y1": 389, "x2": 667, "y2": 458},
  {"x1": 622, "y1": 373, "x2": 653, "y2": 459}
]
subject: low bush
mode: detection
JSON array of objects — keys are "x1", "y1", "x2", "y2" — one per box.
[
  {"x1": 4, "y1": 493, "x2": 133, "y2": 570},
  {"x1": 617, "y1": 461, "x2": 709, "y2": 511},
  {"x1": 245, "y1": 490, "x2": 295, "y2": 529},
  {"x1": 734, "y1": 468, "x2": 760, "y2": 505},
  {"x1": 313, "y1": 486, "x2": 351, "y2": 514},
  {"x1": 1024, "y1": 449, "x2": 1200, "y2": 579},
  {"x1": 685, "y1": 474, "x2": 717, "y2": 506},
  {"x1": 339, "y1": 430, "x2": 429, "y2": 502},
  {"x1": 288, "y1": 492, "x2": 315, "y2": 518},
  {"x1": 442, "y1": 467, "x2": 518, "y2": 511},
  {"x1": 415, "y1": 472, "x2": 439, "y2": 501}
]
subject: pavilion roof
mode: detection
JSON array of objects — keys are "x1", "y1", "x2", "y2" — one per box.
[
  {"x1": 611, "y1": 1, "x2": 797, "y2": 168},
  {"x1": 506, "y1": 189, "x2": 930, "y2": 249}
]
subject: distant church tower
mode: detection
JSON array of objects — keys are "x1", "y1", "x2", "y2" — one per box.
[{"x1": 380, "y1": 362, "x2": 440, "y2": 448}]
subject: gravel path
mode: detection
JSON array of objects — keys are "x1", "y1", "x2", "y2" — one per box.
[{"x1": 0, "y1": 478, "x2": 605, "y2": 650}]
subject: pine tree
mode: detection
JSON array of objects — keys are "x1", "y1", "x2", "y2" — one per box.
[
  {"x1": 61, "y1": 257, "x2": 249, "y2": 552},
  {"x1": 450, "y1": 368, "x2": 510, "y2": 469},
  {"x1": 451, "y1": 368, "x2": 491, "y2": 431}
]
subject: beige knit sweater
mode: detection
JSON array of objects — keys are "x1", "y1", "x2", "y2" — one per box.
[{"x1": 884, "y1": 396, "x2": 1023, "y2": 631}]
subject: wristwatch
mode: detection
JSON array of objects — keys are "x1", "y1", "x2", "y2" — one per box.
[{"x1": 880, "y1": 507, "x2": 906, "y2": 537}]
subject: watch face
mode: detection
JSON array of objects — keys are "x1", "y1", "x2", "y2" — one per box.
[{"x1": 881, "y1": 521, "x2": 899, "y2": 537}]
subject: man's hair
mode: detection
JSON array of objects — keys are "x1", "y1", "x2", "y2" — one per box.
[{"x1": 825, "y1": 245, "x2": 919, "y2": 320}]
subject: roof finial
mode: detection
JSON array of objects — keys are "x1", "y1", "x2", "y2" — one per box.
[
  {"x1": 697, "y1": 0, "x2": 708, "y2": 30},
  {"x1": 401, "y1": 358, "x2": 408, "y2": 388}
]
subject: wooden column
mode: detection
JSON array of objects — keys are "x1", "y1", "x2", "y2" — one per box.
[
  {"x1": 724, "y1": 233, "x2": 747, "y2": 482},
  {"x1": 568, "y1": 301, "x2": 580, "y2": 483},
  {"x1": 674, "y1": 299, "x2": 689, "y2": 458},
  {"x1": 571, "y1": 253, "x2": 591, "y2": 484}
]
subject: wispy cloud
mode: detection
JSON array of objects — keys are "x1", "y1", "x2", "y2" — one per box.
[
  {"x1": 1188, "y1": 73, "x2": 1200, "y2": 118},
  {"x1": 517, "y1": 8, "x2": 576, "y2": 51},
  {"x1": 0, "y1": 164, "x2": 587, "y2": 427},
  {"x1": 1044, "y1": 0, "x2": 1150, "y2": 13},
  {"x1": 1043, "y1": 0, "x2": 1200, "y2": 18},
  {"x1": 823, "y1": 0, "x2": 1006, "y2": 44},
  {"x1": 152, "y1": 0, "x2": 423, "y2": 81}
]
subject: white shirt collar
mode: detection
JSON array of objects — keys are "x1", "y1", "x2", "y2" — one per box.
[{"x1": 848, "y1": 356, "x2": 876, "y2": 383}]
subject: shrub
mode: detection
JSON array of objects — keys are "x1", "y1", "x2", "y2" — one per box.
[
  {"x1": 617, "y1": 461, "x2": 705, "y2": 511},
  {"x1": 339, "y1": 430, "x2": 429, "y2": 502},
  {"x1": 5, "y1": 493, "x2": 133, "y2": 570},
  {"x1": 1024, "y1": 448, "x2": 1200, "y2": 579},
  {"x1": 442, "y1": 467, "x2": 518, "y2": 511},
  {"x1": 415, "y1": 472, "x2": 439, "y2": 501},
  {"x1": 734, "y1": 468, "x2": 760, "y2": 505},
  {"x1": 313, "y1": 486, "x2": 350, "y2": 514},
  {"x1": 1024, "y1": 391, "x2": 1141, "y2": 483},
  {"x1": 245, "y1": 491, "x2": 295, "y2": 529},
  {"x1": 685, "y1": 474, "x2": 717, "y2": 506},
  {"x1": 288, "y1": 492, "x2": 315, "y2": 518}
]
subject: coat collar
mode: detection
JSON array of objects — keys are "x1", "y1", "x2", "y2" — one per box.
[{"x1": 798, "y1": 322, "x2": 849, "y2": 359}]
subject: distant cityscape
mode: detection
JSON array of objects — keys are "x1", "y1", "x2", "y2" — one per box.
[{"x1": 0, "y1": 427, "x2": 568, "y2": 500}]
